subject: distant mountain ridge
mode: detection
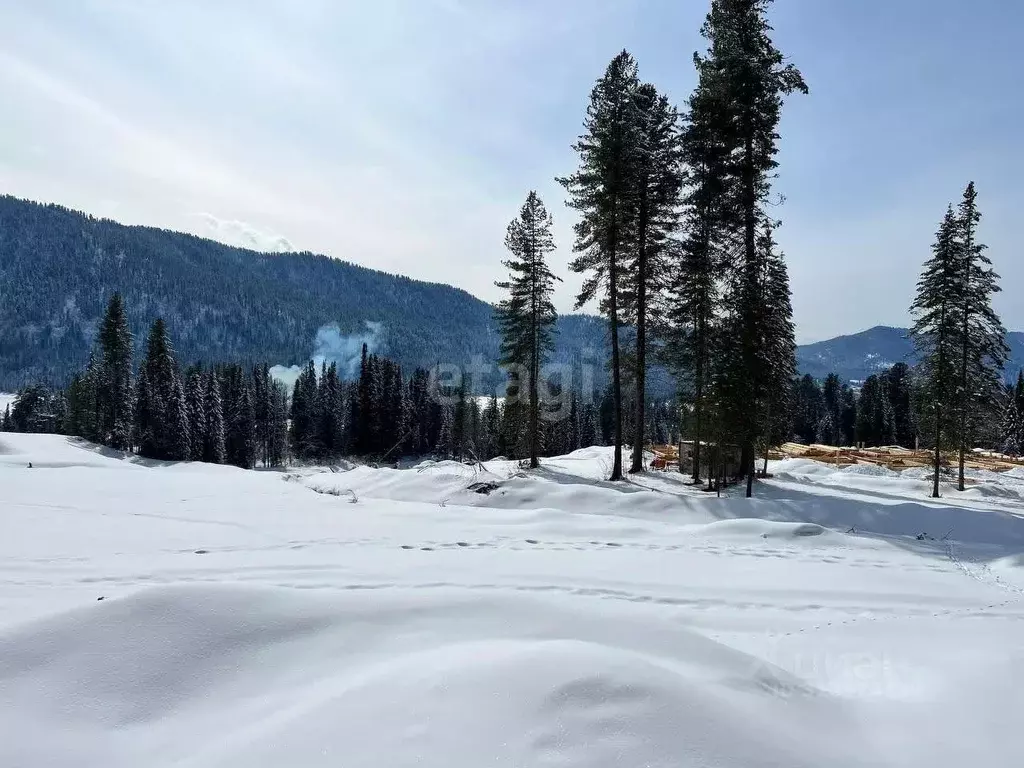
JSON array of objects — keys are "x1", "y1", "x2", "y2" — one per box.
[
  {"x1": 796, "y1": 325, "x2": 1024, "y2": 382},
  {"x1": 0, "y1": 195, "x2": 611, "y2": 392},
  {"x1": 1, "y1": 195, "x2": 1020, "y2": 392}
]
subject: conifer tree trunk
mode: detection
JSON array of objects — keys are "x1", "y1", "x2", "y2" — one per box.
[
  {"x1": 933, "y1": 401, "x2": 943, "y2": 499},
  {"x1": 609, "y1": 239, "x2": 624, "y2": 481},
  {"x1": 529, "y1": 260, "x2": 540, "y2": 469},
  {"x1": 692, "y1": 316, "x2": 705, "y2": 483},
  {"x1": 631, "y1": 255, "x2": 647, "y2": 474},
  {"x1": 956, "y1": 201, "x2": 974, "y2": 492},
  {"x1": 630, "y1": 198, "x2": 650, "y2": 474},
  {"x1": 957, "y1": 303, "x2": 969, "y2": 492},
  {"x1": 933, "y1": 318, "x2": 947, "y2": 499},
  {"x1": 742, "y1": 132, "x2": 758, "y2": 499}
]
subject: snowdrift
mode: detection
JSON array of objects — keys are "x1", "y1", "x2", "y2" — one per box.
[
  {"x1": 0, "y1": 584, "x2": 867, "y2": 768},
  {"x1": 4, "y1": 435, "x2": 1024, "y2": 766}
]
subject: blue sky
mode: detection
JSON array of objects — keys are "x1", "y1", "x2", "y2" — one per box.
[{"x1": 1, "y1": 0, "x2": 1020, "y2": 343}]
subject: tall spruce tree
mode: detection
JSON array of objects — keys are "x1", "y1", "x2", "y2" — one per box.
[
  {"x1": 166, "y1": 369, "x2": 191, "y2": 460},
  {"x1": 910, "y1": 207, "x2": 963, "y2": 498},
  {"x1": 134, "y1": 368, "x2": 158, "y2": 457},
  {"x1": 626, "y1": 84, "x2": 682, "y2": 473},
  {"x1": 755, "y1": 220, "x2": 796, "y2": 471},
  {"x1": 558, "y1": 51, "x2": 643, "y2": 481},
  {"x1": 226, "y1": 370, "x2": 257, "y2": 469},
  {"x1": 137, "y1": 318, "x2": 178, "y2": 459},
  {"x1": 698, "y1": 0, "x2": 806, "y2": 497},
  {"x1": 203, "y1": 370, "x2": 226, "y2": 464},
  {"x1": 185, "y1": 367, "x2": 206, "y2": 461},
  {"x1": 884, "y1": 363, "x2": 915, "y2": 449},
  {"x1": 494, "y1": 191, "x2": 560, "y2": 469},
  {"x1": 820, "y1": 373, "x2": 843, "y2": 444},
  {"x1": 953, "y1": 182, "x2": 1008, "y2": 490},
  {"x1": 97, "y1": 292, "x2": 134, "y2": 450},
  {"x1": 268, "y1": 380, "x2": 290, "y2": 467},
  {"x1": 1000, "y1": 376, "x2": 1023, "y2": 456},
  {"x1": 667, "y1": 45, "x2": 731, "y2": 482}
]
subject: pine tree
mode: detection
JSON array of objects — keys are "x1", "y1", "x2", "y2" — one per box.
[
  {"x1": 1000, "y1": 387, "x2": 1022, "y2": 456},
  {"x1": 97, "y1": 293, "x2": 134, "y2": 450},
  {"x1": 139, "y1": 318, "x2": 179, "y2": 459},
  {"x1": 755, "y1": 221, "x2": 796, "y2": 471},
  {"x1": 479, "y1": 393, "x2": 500, "y2": 460},
  {"x1": 839, "y1": 385, "x2": 858, "y2": 446},
  {"x1": 226, "y1": 372, "x2": 256, "y2": 469},
  {"x1": 352, "y1": 344, "x2": 370, "y2": 454},
  {"x1": 186, "y1": 367, "x2": 206, "y2": 461},
  {"x1": 821, "y1": 374, "x2": 843, "y2": 443},
  {"x1": 698, "y1": 0, "x2": 806, "y2": 496},
  {"x1": 666, "y1": 38, "x2": 732, "y2": 482},
  {"x1": 134, "y1": 368, "x2": 159, "y2": 458},
  {"x1": 167, "y1": 370, "x2": 191, "y2": 460},
  {"x1": 626, "y1": 83, "x2": 682, "y2": 473},
  {"x1": 910, "y1": 208, "x2": 963, "y2": 497},
  {"x1": 791, "y1": 374, "x2": 823, "y2": 445},
  {"x1": 558, "y1": 51, "x2": 643, "y2": 481},
  {"x1": 65, "y1": 355, "x2": 101, "y2": 442},
  {"x1": 568, "y1": 389, "x2": 582, "y2": 453},
  {"x1": 816, "y1": 412, "x2": 837, "y2": 446},
  {"x1": 268, "y1": 380, "x2": 290, "y2": 467},
  {"x1": 953, "y1": 182, "x2": 1008, "y2": 490},
  {"x1": 857, "y1": 375, "x2": 895, "y2": 448},
  {"x1": 10, "y1": 384, "x2": 60, "y2": 433},
  {"x1": 580, "y1": 401, "x2": 598, "y2": 448},
  {"x1": 494, "y1": 191, "x2": 560, "y2": 469},
  {"x1": 1012, "y1": 370, "x2": 1024, "y2": 451},
  {"x1": 203, "y1": 370, "x2": 226, "y2": 464},
  {"x1": 290, "y1": 361, "x2": 320, "y2": 459},
  {"x1": 883, "y1": 363, "x2": 915, "y2": 449}
]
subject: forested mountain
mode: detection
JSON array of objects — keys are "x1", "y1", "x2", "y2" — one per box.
[
  {"x1": 0, "y1": 195, "x2": 609, "y2": 391},
  {"x1": 797, "y1": 326, "x2": 1024, "y2": 382},
  {"x1": 4, "y1": 195, "x2": 1019, "y2": 394}
]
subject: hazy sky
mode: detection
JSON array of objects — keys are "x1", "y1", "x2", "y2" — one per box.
[{"x1": 1, "y1": 0, "x2": 1020, "y2": 343}]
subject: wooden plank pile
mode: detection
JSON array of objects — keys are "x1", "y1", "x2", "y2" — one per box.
[{"x1": 770, "y1": 442, "x2": 1024, "y2": 473}]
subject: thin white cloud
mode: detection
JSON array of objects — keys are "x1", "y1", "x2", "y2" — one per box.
[{"x1": 195, "y1": 213, "x2": 293, "y2": 253}]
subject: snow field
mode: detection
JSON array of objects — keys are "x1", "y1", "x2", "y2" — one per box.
[{"x1": 2, "y1": 434, "x2": 1024, "y2": 766}]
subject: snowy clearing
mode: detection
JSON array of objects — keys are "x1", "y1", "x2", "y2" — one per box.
[{"x1": 2, "y1": 436, "x2": 1024, "y2": 767}]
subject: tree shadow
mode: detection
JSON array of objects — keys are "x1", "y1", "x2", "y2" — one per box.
[{"x1": 752, "y1": 480, "x2": 1024, "y2": 559}]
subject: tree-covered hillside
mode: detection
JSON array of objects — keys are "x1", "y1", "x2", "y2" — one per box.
[
  {"x1": 796, "y1": 325, "x2": 1024, "y2": 382},
  {"x1": 0, "y1": 196, "x2": 610, "y2": 391}
]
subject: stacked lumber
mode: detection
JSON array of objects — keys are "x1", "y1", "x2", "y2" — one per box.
[{"x1": 770, "y1": 443, "x2": 1024, "y2": 473}]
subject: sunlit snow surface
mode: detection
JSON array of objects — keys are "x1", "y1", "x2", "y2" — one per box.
[{"x1": 2, "y1": 436, "x2": 1023, "y2": 767}]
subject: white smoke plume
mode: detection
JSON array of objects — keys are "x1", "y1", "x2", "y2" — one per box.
[{"x1": 270, "y1": 321, "x2": 384, "y2": 391}]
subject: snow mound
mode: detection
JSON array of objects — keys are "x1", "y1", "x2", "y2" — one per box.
[
  {"x1": 0, "y1": 584, "x2": 865, "y2": 768},
  {"x1": 840, "y1": 462, "x2": 898, "y2": 478},
  {"x1": 690, "y1": 518, "x2": 828, "y2": 540},
  {"x1": 0, "y1": 434, "x2": 145, "y2": 470}
]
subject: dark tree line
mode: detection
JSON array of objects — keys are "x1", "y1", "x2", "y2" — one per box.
[
  {"x1": 4, "y1": 293, "x2": 291, "y2": 469},
  {"x1": 790, "y1": 364, "x2": 916, "y2": 449}
]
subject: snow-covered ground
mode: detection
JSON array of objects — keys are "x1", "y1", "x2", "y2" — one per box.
[{"x1": 2, "y1": 436, "x2": 1024, "y2": 767}]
